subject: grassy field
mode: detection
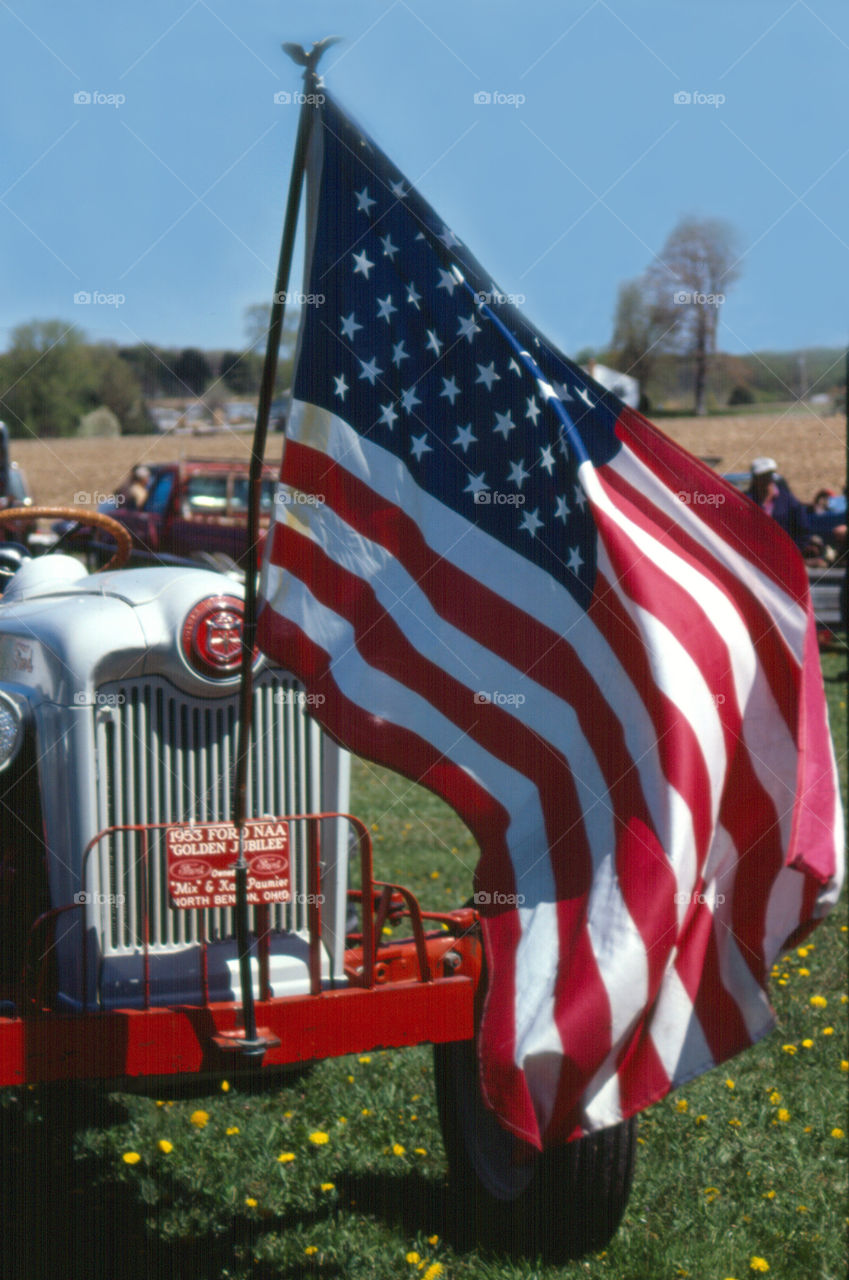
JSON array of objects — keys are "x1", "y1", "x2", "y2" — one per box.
[{"x1": 1, "y1": 653, "x2": 844, "y2": 1280}]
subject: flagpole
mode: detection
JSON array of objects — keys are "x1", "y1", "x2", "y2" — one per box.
[{"x1": 229, "y1": 37, "x2": 339, "y2": 1058}]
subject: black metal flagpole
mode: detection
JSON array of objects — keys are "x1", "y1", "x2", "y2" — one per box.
[{"x1": 228, "y1": 37, "x2": 339, "y2": 1057}]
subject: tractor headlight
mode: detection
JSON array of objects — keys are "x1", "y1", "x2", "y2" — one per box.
[{"x1": 0, "y1": 692, "x2": 24, "y2": 772}]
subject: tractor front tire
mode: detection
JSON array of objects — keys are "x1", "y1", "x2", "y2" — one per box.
[{"x1": 434, "y1": 1034, "x2": 636, "y2": 1260}]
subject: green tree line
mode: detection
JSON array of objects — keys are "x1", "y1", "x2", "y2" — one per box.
[{"x1": 0, "y1": 309, "x2": 296, "y2": 439}]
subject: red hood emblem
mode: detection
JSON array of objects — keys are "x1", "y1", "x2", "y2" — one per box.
[{"x1": 182, "y1": 596, "x2": 245, "y2": 678}]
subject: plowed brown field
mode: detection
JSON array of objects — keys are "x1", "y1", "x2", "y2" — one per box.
[{"x1": 9, "y1": 411, "x2": 846, "y2": 509}]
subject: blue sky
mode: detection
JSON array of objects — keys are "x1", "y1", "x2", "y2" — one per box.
[{"x1": 2, "y1": 0, "x2": 847, "y2": 361}]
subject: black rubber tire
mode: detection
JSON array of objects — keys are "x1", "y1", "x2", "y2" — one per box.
[{"x1": 434, "y1": 1034, "x2": 637, "y2": 1260}]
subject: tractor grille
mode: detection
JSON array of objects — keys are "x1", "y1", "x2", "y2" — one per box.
[{"x1": 91, "y1": 673, "x2": 323, "y2": 952}]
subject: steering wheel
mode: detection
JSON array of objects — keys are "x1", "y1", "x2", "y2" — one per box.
[{"x1": 0, "y1": 506, "x2": 132, "y2": 572}]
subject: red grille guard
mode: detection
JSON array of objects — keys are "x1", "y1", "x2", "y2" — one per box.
[{"x1": 0, "y1": 815, "x2": 479, "y2": 1087}]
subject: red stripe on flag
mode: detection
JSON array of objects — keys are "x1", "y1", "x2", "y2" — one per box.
[
  {"x1": 614, "y1": 406, "x2": 808, "y2": 603},
  {"x1": 598, "y1": 457, "x2": 800, "y2": 730},
  {"x1": 276, "y1": 442, "x2": 684, "y2": 859}
]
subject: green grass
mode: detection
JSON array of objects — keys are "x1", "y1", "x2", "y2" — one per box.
[{"x1": 3, "y1": 652, "x2": 846, "y2": 1279}]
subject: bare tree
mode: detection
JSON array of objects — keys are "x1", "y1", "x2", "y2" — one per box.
[
  {"x1": 647, "y1": 216, "x2": 741, "y2": 415},
  {"x1": 608, "y1": 276, "x2": 678, "y2": 390}
]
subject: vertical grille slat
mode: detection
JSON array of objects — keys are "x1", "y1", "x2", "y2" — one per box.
[{"x1": 94, "y1": 673, "x2": 320, "y2": 955}]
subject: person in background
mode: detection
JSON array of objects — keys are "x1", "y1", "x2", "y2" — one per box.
[
  {"x1": 125, "y1": 465, "x2": 151, "y2": 510},
  {"x1": 747, "y1": 456, "x2": 810, "y2": 552}
]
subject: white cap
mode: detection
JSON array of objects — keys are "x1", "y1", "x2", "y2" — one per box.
[{"x1": 750, "y1": 456, "x2": 777, "y2": 476}]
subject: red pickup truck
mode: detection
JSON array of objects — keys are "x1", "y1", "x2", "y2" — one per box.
[{"x1": 89, "y1": 459, "x2": 280, "y2": 570}]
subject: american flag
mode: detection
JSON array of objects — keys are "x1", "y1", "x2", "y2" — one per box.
[{"x1": 258, "y1": 93, "x2": 844, "y2": 1147}]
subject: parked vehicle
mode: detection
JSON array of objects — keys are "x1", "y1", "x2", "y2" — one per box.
[
  {"x1": 86, "y1": 458, "x2": 280, "y2": 571},
  {"x1": 0, "y1": 507, "x2": 636, "y2": 1260}
]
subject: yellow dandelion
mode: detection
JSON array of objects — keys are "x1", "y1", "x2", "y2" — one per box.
[
  {"x1": 392, "y1": 1142, "x2": 406, "y2": 1156},
  {"x1": 122, "y1": 1151, "x2": 141, "y2": 1165},
  {"x1": 157, "y1": 1140, "x2": 173, "y2": 1154},
  {"x1": 781, "y1": 1044, "x2": 796, "y2": 1054},
  {"x1": 422, "y1": 1264, "x2": 444, "y2": 1280},
  {"x1": 797, "y1": 967, "x2": 810, "y2": 976},
  {"x1": 226, "y1": 1126, "x2": 239, "y2": 1136},
  {"x1": 796, "y1": 1205, "x2": 808, "y2": 1212},
  {"x1": 831, "y1": 1128, "x2": 845, "y2": 1139},
  {"x1": 777, "y1": 1109, "x2": 790, "y2": 1122},
  {"x1": 338, "y1": 1116, "x2": 347, "y2": 1124},
  {"x1": 804, "y1": 1125, "x2": 813, "y2": 1133},
  {"x1": 840, "y1": 1061, "x2": 848, "y2": 1073},
  {"x1": 676, "y1": 1098, "x2": 689, "y2": 1113},
  {"x1": 796, "y1": 946, "x2": 809, "y2": 957},
  {"x1": 728, "y1": 1118, "x2": 742, "y2": 1127},
  {"x1": 358, "y1": 1055, "x2": 371, "y2": 1063},
  {"x1": 769, "y1": 1091, "x2": 781, "y2": 1104},
  {"x1": 370, "y1": 822, "x2": 379, "y2": 831},
  {"x1": 762, "y1": 1190, "x2": 776, "y2": 1199},
  {"x1": 411, "y1": 1094, "x2": 421, "y2": 1101},
  {"x1": 277, "y1": 1152, "x2": 295, "y2": 1163},
  {"x1": 244, "y1": 1197, "x2": 258, "y2": 1208},
  {"x1": 749, "y1": 1258, "x2": 770, "y2": 1273},
  {"x1": 427, "y1": 1234, "x2": 439, "y2": 1245},
  {"x1": 414, "y1": 1147, "x2": 427, "y2": 1156},
  {"x1": 220, "y1": 1080, "x2": 230, "y2": 1092},
  {"x1": 406, "y1": 1251, "x2": 421, "y2": 1265},
  {"x1": 190, "y1": 1110, "x2": 209, "y2": 1128},
  {"x1": 320, "y1": 1182, "x2": 335, "y2": 1192},
  {"x1": 725, "y1": 1078, "x2": 735, "y2": 1089},
  {"x1": 802, "y1": 1039, "x2": 814, "y2": 1048},
  {"x1": 695, "y1": 1114, "x2": 708, "y2": 1125},
  {"x1": 382, "y1": 925, "x2": 393, "y2": 936},
  {"x1": 822, "y1": 1027, "x2": 834, "y2": 1036},
  {"x1": 305, "y1": 1245, "x2": 318, "y2": 1256},
  {"x1": 309, "y1": 1131, "x2": 329, "y2": 1146},
  {"x1": 809, "y1": 995, "x2": 827, "y2": 1008},
  {"x1": 347, "y1": 1074, "x2": 355, "y2": 1083},
  {"x1": 362, "y1": 1108, "x2": 372, "y2": 1116},
  {"x1": 842, "y1": 994, "x2": 849, "y2": 1004},
  {"x1": 155, "y1": 1100, "x2": 165, "y2": 1107},
  {"x1": 430, "y1": 870, "x2": 439, "y2": 879},
  {"x1": 704, "y1": 1186, "x2": 720, "y2": 1203}
]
